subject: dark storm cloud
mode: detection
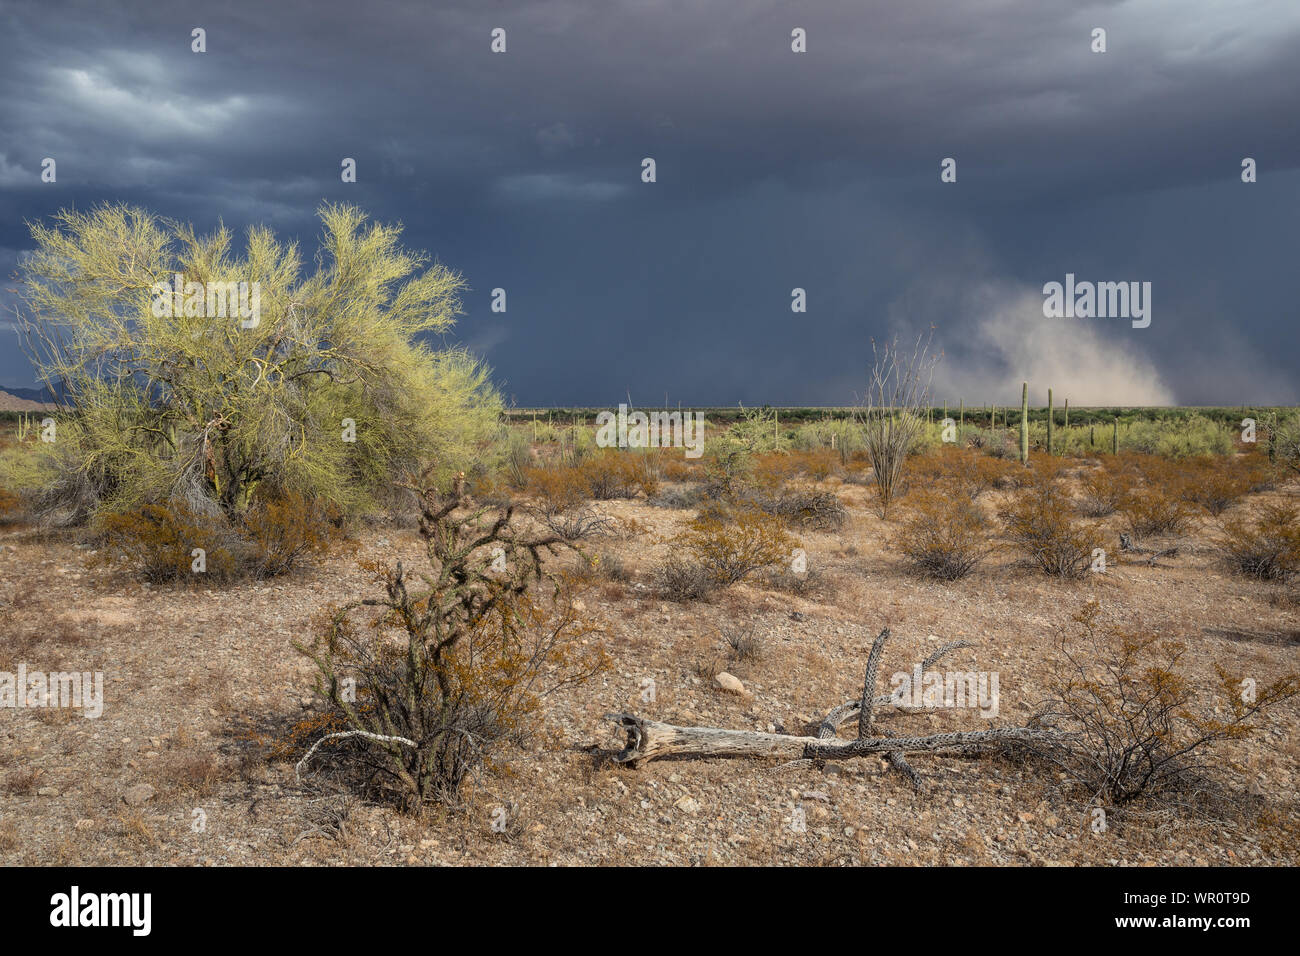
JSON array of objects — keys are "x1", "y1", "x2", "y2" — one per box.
[{"x1": 1, "y1": 0, "x2": 1297, "y2": 403}]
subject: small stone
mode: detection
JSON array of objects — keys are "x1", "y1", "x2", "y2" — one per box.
[
  {"x1": 122, "y1": 784, "x2": 156, "y2": 807},
  {"x1": 714, "y1": 672, "x2": 748, "y2": 695},
  {"x1": 37, "y1": 786, "x2": 60, "y2": 797},
  {"x1": 674, "y1": 796, "x2": 700, "y2": 814}
]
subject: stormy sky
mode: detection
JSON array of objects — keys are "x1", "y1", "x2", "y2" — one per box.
[{"x1": 1, "y1": 0, "x2": 1297, "y2": 407}]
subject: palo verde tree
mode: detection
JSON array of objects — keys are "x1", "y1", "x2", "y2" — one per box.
[{"x1": 5, "y1": 203, "x2": 500, "y2": 523}]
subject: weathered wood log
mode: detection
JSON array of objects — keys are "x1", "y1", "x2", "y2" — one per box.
[
  {"x1": 604, "y1": 712, "x2": 1067, "y2": 765},
  {"x1": 598, "y1": 628, "x2": 1071, "y2": 787}
]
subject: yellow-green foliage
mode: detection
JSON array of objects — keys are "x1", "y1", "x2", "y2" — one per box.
[
  {"x1": 1116, "y1": 415, "x2": 1234, "y2": 457},
  {"x1": 6, "y1": 203, "x2": 501, "y2": 524}
]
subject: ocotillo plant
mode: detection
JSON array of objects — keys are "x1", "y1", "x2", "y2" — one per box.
[
  {"x1": 1020, "y1": 382, "x2": 1029, "y2": 465},
  {"x1": 1047, "y1": 388, "x2": 1054, "y2": 456}
]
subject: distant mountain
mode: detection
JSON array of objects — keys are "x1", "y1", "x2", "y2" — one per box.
[
  {"x1": 2, "y1": 385, "x2": 60, "y2": 403},
  {"x1": 0, "y1": 387, "x2": 59, "y2": 411}
]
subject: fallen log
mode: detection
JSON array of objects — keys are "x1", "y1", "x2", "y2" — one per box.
[
  {"x1": 604, "y1": 713, "x2": 1065, "y2": 764},
  {"x1": 599, "y1": 627, "x2": 1071, "y2": 788}
]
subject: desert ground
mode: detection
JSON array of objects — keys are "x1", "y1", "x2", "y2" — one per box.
[{"x1": 2, "y1": 443, "x2": 1297, "y2": 867}]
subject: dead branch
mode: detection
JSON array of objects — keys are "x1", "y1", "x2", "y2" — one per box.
[{"x1": 599, "y1": 628, "x2": 1068, "y2": 789}]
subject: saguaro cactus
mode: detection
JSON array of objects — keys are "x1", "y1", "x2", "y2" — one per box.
[
  {"x1": 959, "y1": 399, "x2": 964, "y2": 430},
  {"x1": 1020, "y1": 382, "x2": 1029, "y2": 465},
  {"x1": 1112, "y1": 416, "x2": 1119, "y2": 455},
  {"x1": 1047, "y1": 388, "x2": 1054, "y2": 456}
]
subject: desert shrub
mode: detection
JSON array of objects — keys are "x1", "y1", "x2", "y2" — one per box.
[
  {"x1": 896, "y1": 492, "x2": 992, "y2": 580},
  {"x1": 651, "y1": 555, "x2": 715, "y2": 602},
  {"x1": 920, "y1": 448, "x2": 1015, "y2": 501},
  {"x1": 525, "y1": 464, "x2": 590, "y2": 515},
  {"x1": 1003, "y1": 480, "x2": 1101, "y2": 577},
  {"x1": 994, "y1": 455, "x2": 1067, "y2": 491},
  {"x1": 1117, "y1": 485, "x2": 1194, "y2": 538},
  {"x1": 241, "y1": 489, "x2": 345, "y2": 577},
  {"x1": 0, "y1": 487, "x2": 22, "y2": 524},
  {"x1": 296, "y1": 471, "x2": 606, "y2": 807},
  {"x1": 1030, "y1": 603, "x2": 1299, "y2": 805},
  {"x1": 466, "y1": 471, "x2": 513, "y2": 509},
  {"x1": 756, "y1": 488, "x2": 848, "y2": 531},
  {"x1": 676, "y1": 506, "x2": 799, "y2": 587},
  {"x1": 1218, "y1": 502, "x2": 1300, "y2": 580},
  {"x1": 97, "y1": 489, "x2": 343, "y2": 582},
  {"x1": 537, "y1": 506, "x2": 617, "y2": 542},
  {"x1": 1077, "y1": 465, "x2": 1135, "y2": 517},
  {"x1": 720, "y1": 623, "x2": 765, "y2": 662},
  {"x1": 1178, "y1": 458, "x2": 1254, "y2": 516},
  {"x1": 792, "y1": 419, "x2": 864, "y2": 464},
  {"x1": 498, "y1": 426, "x2": 534, "y2": 490},
  {"x1": 96, "y1": 501, "x2": 241, "y2": 583},
  {"x1": 762, "y1": 564, "x2": 825, "y2": 597},
  {"x1": 580, "y1": 451, "x2": 646, "y2": 500},
  {"x1": 7, "y1": 204, "x2": 502, "y2": 530},
  {"x1": 705, "y1": 405, "x2": 789, "y2": 496},
  {"x1": 648, "y1": 484, "x2": 703, "y2": 509},
  {"x1": 1120, "y1": 415, "x2": 1234, "y2": 458},
  {"x1": 591, "y1": 550, "x2": 630, "y2": 583},
  {"x1": 659, "y1": 456, "x2": 699, "y2": 482}
]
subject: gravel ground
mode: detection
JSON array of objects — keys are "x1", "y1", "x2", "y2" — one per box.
[{"x1": 1, "y1": 476, "x2": 1297, "y2": 866}]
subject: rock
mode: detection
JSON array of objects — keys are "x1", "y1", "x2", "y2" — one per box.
[
  {"x1": 37, "y1": 786, "x2": 60, "y2": 797},
  {"x1": 674, "y1": 796, "x2": 700, "y2": 814},
  {"x1": 122, "y1": 784, "x2": 156, "y2": 807},
  {"x1": 714, "y1": 672, "x2": 748, "y2": 695}
]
